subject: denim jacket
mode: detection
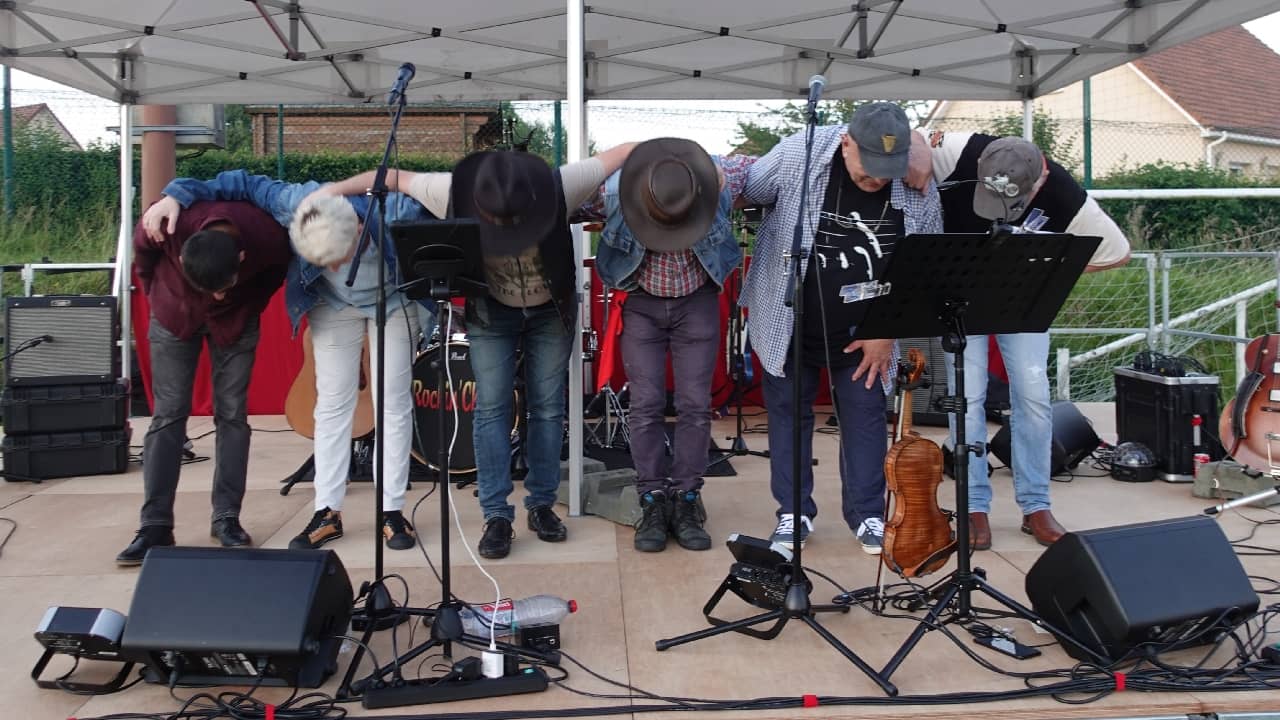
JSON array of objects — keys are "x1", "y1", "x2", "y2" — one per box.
[
  {"x1": 595, "y1": 168, "x2": 741, "y2": 292},
  {"x1": 160, "y1": 170, "x2": 434, "y2": 334}
]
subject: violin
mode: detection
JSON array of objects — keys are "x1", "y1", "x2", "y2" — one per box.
[
  {"x1": 882, "y1": 348, "x2": 957, "y2": 578},
  {"x1": 1219, "y1": 334, "x2": 1280, "y2": 472}
]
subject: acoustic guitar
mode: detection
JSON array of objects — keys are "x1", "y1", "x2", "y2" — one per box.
[
  {"x1": 1220, "y1": 334, "x2": 1280, "y2": 472},
  {"x1": 284, "y1": 326, "x2": 375, "y2": 440},
  {"x1": 882, "y1": 348, "x2": 957, "y2": 578}
]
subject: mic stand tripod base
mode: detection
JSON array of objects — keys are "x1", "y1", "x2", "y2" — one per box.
[
  {"x1": 351, "y1": 582, "x2": 408, "y2": 632},
  {"x1": 654, "y1": 570, "x2": 898, "y2": 697}
]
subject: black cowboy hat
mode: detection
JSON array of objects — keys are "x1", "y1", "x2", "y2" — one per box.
[
  {"x1": 451, "y1": 150, "x2": 558, "y2": 256},
  {"x1": 619, "y1": 138, "x2": 719, "y2": 253}
]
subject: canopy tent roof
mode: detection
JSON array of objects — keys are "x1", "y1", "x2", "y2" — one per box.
[{"x1": 4, "y1": 0, "x2": 1280, "y2": 105}]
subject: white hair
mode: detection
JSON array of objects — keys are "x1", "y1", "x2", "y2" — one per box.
[{"x1": 289, "y1": 195, "x2": 359, "y2": 266}]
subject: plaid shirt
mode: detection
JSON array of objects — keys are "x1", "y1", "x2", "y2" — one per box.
[
  {"x1": 741, "y1": 125, "x2": 943, "y2": 381},
  {"x1": 635, "y1": 249, "x2": 708, "y2": 297}
]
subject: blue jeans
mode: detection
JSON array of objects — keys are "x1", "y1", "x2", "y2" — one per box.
[
  {"x1": 945, "y1": 332, "x2": 1052, "y2": 515},
  {"x1": 468, "y1": 298, "x2": 574, "y2": 522},
  {"x1": 762, "y1": 356, "x2": 887, "y2": 531}
]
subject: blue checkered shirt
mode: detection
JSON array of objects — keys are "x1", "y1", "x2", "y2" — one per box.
[{"x1": 741, "y1": 125, "x2": 943, "y2": 382}]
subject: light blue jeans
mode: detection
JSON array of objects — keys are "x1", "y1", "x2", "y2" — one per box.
[
  {"x1": 945, "y1": 332, "x2": 1052, "y2": 515},
  {"x1": 468, "y1": 298, "x2": 573, "y2": 522}
]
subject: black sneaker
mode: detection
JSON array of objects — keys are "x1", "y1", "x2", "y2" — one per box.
[
  {"x1": 383, "y1": 511, "x2": 416, "y2": 550},
  {"x1": 210, "y1": 517, "x2": 252, "y2": 548},
  {"x1": 289, "y1": 508, "x2": 343, "y2": 550},
  {"x1": 478, "y1": 517, "x2": 514, "y2": 559},
  {"x1": 116, "y1": 526, "x2": 175, "y2": 567},
  {"x1": 634, "y1": 491, "x2": 670, "y2": 553},
  {"x1": 527, "y1": 505, "x2": 567, "y2": 542},
  {"x1": 670, "y1": 490, "x2": 712, "y2": 551}
]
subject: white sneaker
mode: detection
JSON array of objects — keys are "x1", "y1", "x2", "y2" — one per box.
[
  {"x1": 856, "y1": 517, "x2": 884, "y2": 555},
  {"x1": 769, "y1": 513, "x2": 813, "y2": 549}
]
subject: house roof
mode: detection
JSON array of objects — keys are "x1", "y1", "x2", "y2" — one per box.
[
  {"x1": 7, "y1": 103, "x2": 81, "y2": 149},
  {"x1": 1134, "y1": 25, "x2": 1280, "y2": 140}
]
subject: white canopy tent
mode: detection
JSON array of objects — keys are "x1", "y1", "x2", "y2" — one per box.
[{"x1": 3, "y1": 0, "x2": 1278, "y2": 511}]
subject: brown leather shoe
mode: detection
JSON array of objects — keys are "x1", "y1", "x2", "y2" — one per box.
[
  {"x1": 968, "y1": 512, "x2": 992, "y2": 551},
  {"x1": 1021, "y1": 510, "x2": 1066, "y2": 546}
]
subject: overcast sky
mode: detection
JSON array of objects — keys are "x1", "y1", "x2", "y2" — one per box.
[{"x1": 11, "y1": 12, "x2": 1280, "y2": 155}]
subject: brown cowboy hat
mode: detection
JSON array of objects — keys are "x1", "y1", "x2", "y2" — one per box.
[
  {"x1": 451, "y1": 150, "x2": 558, "y2": 256},
  {"x1": 619, "y1": 138, "x2": 718, "y2": 253}
]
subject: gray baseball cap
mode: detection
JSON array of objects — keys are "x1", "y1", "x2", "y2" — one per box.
[
  {"x1": 847, "y1": 103, "x2": 911, "y2": 179},
  {"x1": 974, "y1": 137, "x2": 1045, "y2": 221}
]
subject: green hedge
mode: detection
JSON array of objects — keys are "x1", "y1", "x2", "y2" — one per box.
[
  {"x1": 1093, "y1": 162, "x2": 1280, "y2": 249},
  {"x1": 8, "y1": 128, "x2": 458, "y2": 232}
]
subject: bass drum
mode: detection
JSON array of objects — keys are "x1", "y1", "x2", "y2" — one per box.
[{"x1": 411, "y1": 337, "x2": 521, "y2": 475}]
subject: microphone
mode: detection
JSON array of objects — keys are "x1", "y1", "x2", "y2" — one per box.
[
  {"x1": 386, "y1": 62, "x2": 416, "y2": 106},
  {"x1": 804, "y1": 74, "x2": 826, "y2": 121}
]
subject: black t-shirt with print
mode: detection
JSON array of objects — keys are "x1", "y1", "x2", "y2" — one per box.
[{"x1": 798, "y1": 148, "x2": 905, "y2": 368}]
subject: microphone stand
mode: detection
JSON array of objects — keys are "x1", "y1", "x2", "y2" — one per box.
[
  {"x1": 342, "y1": 84, "x2": 410, "y2": 632},
  {"x1": 656, "y1": 97, "x2": 896, "y2": 697}
]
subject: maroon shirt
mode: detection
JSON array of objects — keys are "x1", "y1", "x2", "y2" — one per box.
[{"x1": 133, "y1": 200, "x2": 291, "y2": 347}]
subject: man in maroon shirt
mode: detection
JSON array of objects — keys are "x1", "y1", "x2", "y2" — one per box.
[{"x1": 116, "y1": 200, "x2": 292, "y2": 567}]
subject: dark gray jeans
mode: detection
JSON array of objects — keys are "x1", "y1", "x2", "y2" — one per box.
[
  {"x1": 140, "y1": 314, "x2": 259, "y2": 529},
  {"x1": 619, "y1": 285, "x2": 720, "y2": 494}
]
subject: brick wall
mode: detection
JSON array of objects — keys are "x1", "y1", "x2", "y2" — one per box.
[{"x1": 251, "y1": 110, "x2": 499, "y2": 157}]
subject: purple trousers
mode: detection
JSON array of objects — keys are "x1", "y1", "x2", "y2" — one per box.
[{"x1": 620, "y1": 285, "x2": 721, "y2": 494}]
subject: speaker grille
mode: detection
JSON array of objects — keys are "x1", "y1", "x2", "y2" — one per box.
[
  {"x1": 6, "y1": 298, "x2": 117, "y2": 385},
  {"x1": 899, "y1": 337, "x2": 948, "y2": 426}
]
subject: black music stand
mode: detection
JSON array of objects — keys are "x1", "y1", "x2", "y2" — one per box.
[
  {"x1": 847, "y1": 231, "x2": 1115, "y2": 683},
  {"x1": 337, "y1": 220, "x2": 550, "y2": 708}
]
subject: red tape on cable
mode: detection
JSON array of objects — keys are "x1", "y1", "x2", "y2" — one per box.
[{"x1": 802, "y1": 694, "x2": 819, "y2": 707}]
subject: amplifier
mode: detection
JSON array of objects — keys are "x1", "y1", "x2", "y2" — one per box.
[
  {"x1": 1114, "y1": 367, "x2": 1224, "y2": 481},
  {"x1": 898, "y1": 337, "x2": 948, "y2": 426},
  {"x1": 5, "y1": 296, "x2": 118, "y2": 386}
]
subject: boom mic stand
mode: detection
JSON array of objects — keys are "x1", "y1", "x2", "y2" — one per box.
[
  {"x1": 339, "y1": 65, "x2": 414, "y2": 634},
  {"x1": 656, "y1": 83, "x2": 896, "y2": 696}
]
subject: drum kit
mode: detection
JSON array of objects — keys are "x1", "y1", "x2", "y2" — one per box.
[{"x1": 410, "y1": 306, "x2": 525, "y2": 479}]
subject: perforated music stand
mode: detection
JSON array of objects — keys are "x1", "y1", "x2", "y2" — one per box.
[
  {"x1": 849, "y1": 231, "x2": 1115, "y2": 682},
  {"x1": 339, "y1": 220, "x2": 548, "y2": 705}
]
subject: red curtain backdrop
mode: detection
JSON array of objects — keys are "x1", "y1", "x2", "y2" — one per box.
[{"x1": 131, "y1": 270, "x2": 305, "y2": 416}]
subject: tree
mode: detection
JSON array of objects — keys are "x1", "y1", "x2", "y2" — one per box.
[
  {"x1": 732, "y1": 99, "x2": 932, "y2": 156},
  {"x1": 222, "y1": 105, "x2": 253, "y2": 154},
  {"x1": 986, "y1": 109, "x2": 1078, "y2": 173}
]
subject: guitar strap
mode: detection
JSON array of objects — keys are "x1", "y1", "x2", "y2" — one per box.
[{"x1": 1230, "y1": 334, "x2": 1272, "y2": 456}]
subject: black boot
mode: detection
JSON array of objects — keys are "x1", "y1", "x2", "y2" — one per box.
[
  {"x1": 116, "y1": 526, "x2": 175, "y2": 567},
  {"x1": 670, "y1": 490, "x2": 711, "y2": 551},
  {"x1": 634, "y1": 491, "x2": 670, "y2": 552}
]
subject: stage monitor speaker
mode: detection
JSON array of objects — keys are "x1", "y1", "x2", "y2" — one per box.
[
  {"x1": 898, "y1": 337, "x2": 948, "y2": 426},
  {"x1": 1025, "y1": 515, "x2": 1258, "y2": 663},
  {"x1": 120, "y1": 547, "x2": 353, "y2": 688},
  {"x1": 5, "y1": 296, "x2": 118, "y2": 386},
  {"x1": 988, "y1": 401, "x2": 1100, "y2": 476}
]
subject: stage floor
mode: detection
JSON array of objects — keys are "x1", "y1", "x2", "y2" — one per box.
[{"x1": 4, "y1": 404, "x2": 1280, "y2": 720}]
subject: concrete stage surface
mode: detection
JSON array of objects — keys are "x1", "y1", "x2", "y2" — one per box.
[{"x1": 3, "y1": 403, "x2": 1279, "y2": 720}]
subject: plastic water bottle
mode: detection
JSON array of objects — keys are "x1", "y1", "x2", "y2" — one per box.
[{"x1": 459, "y1": 595, "x2": 577, "y2": 637}]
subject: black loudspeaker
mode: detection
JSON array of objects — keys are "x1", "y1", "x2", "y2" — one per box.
[
  {"x1": 120, "y1": 547, "x2": 353, "y2": 688},
  {"x1": 988, "y1": 401, "x2": 1100, "y2": 475},
  {"x1": 1026, "y1": 516, "x2": 1258, "y2": 663},
  {"x1": 5, "y1": 296, "x2": 119, "y2": 386},
  {"x1": 898, "y1": 337, "x2": 948, "y2": 426}
]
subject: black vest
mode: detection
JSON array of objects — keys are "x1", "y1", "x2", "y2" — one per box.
[{"x1": 940, "y1": 134, "x2": 1086, "y2": 234}]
